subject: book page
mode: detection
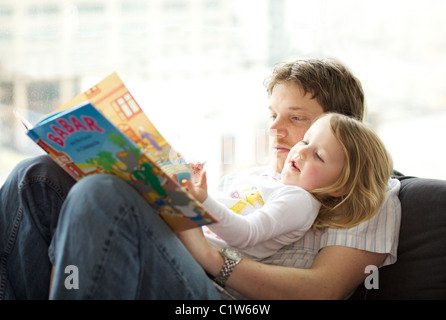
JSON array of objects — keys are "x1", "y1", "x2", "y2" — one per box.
[{"x1": 54, "y1": 73, "x2": 192, "y2": 185}]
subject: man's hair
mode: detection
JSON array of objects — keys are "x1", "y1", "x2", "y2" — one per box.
[
  {"x1": 264, "y1": 58, "x2": 365, "y2": 121},
  {"x1": 310, "y1": 113, "x2": 393, "y2": 230}
]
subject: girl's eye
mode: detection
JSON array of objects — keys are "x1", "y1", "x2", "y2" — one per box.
[
  {"x1": 300, "y1": 140, "x2": 308, "y2": 145},
  {"x1": 316, "y1": 153, "x2": 324, "y2": 162},
  {"x1": 270, "y1": 114, "x2": 277, "y2": 121}
]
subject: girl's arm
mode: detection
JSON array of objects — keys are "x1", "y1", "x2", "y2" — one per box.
[{"x1": 202, "y1": 193, "x2": 316, "y2": 250}]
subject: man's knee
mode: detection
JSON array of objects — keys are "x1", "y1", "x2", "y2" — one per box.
[
  {"x1": 69, "y1": 174, "x2": 127, "y2": 197},
  {"x1": 11, "y1": 155, "x2": 71, "y2": 185},
  {"x1": 16, "y1": 154, "x2": 58, "y2": 172}
]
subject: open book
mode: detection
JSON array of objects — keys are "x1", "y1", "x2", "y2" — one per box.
[{"x1": 18, "y1": 72, "x2": 217, "y2": 231}]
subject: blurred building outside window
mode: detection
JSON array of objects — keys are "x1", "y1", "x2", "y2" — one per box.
[{"x1": 1, "y1": 0, "x2": 446, "y2": 189}]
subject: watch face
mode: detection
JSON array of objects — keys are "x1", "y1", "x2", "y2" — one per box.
[{"x1": 223, "y1": 247, "x2": 242, "y2": 260}]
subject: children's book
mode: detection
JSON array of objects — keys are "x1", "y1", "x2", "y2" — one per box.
[{"x1": 17, "y1": 73, "x2": 217, "y2": 232}]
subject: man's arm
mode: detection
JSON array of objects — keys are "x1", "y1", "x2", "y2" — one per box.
[
  {"x1": 177, "y1": 227, "x2": 386, "y2": 299},
  {"x1": 229, "y1": 245, "x2": 385, "y2": 299}
]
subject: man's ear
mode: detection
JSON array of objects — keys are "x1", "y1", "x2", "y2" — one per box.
[{"x1": 328, "y1": 185, "x2": 349, "y2": 198}]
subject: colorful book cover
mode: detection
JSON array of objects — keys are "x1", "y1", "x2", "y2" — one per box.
[
  {"x1": 51, "y1": 72, "x2": 192, "y2": 186},
  {"x1": 24, "y1": 100, "x2": 217, "y2": 231}
]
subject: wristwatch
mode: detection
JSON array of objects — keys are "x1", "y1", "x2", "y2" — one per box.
[{"x1": 214, "y1": 248, "x2": 242, "y2": 287}]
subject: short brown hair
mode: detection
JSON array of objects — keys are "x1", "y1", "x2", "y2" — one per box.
[{"x1": 264, "y1": 58, "x2": 365, "y2": 121}]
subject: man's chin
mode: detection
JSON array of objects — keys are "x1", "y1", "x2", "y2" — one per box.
[
  {"x1": 270, "y1": 149, "x2": 288, "y2": 173},
  {"x1": 271, "y1": 158, "x2": 285, "y2": 174}
]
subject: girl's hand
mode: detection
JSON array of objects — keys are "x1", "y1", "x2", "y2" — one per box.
[
  {"x1": 189, "y1": 161, "x2": 206, "y2": 183},
  {"x1": 184, "y1": 170, "x2": 208, "y2": 203}
]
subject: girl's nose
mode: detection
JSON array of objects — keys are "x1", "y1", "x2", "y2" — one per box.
[{"x1": 297, "y1": 145, "x2": 308, "y2": 161}]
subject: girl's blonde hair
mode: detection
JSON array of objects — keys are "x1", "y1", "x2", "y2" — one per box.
[{"x1": 310, "y1": 113, "x2": 393, "y2": 230}]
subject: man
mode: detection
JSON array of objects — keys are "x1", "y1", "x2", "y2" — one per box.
[
  {"x1": 0, "y1": 58, "x2": 400, "y2": 299},
  {"x1": 178, "y1": 59, "x2": 399, "y2": 299}
]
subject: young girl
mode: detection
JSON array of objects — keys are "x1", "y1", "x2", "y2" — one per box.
[{"x1": 188, "y1": 112, "x2": 393, "y2": 261}]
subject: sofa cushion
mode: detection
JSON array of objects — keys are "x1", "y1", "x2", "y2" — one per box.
[{"x1": 364, "y1": 176, "x2": 446, "y2": 299}]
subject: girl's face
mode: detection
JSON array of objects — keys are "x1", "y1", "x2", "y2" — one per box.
[{"x1": 280, "y1": 115, "x2": 346, "y2": 195}]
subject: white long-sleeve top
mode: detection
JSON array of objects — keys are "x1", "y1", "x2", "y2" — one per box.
[
  {"x1": 212, "y1": 166, "x2": 402, "y2": 300},
  {"x1": 202, "y1": 174, "x2": 320, "y2": 260}
]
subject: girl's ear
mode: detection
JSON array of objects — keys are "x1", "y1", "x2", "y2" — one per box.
[{"x1": 328, "y1": 185, "x2": 349, "y2": 198}]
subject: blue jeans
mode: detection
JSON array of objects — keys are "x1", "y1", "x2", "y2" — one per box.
[{"x1": 0, "y1": 155, "x2": 220, "y2": 299}]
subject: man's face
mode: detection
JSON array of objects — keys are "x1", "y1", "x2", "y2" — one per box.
[{"x1": 268, "y1": 81, "x2": 324, "y2": 173}]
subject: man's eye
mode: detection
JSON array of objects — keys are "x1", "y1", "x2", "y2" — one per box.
[{"x1": 291, "y1": 116, "x2": 301, "y2": 121}]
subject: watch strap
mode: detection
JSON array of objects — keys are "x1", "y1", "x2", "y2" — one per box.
[{"x1": 214, "y1": 257, "x2": 239, "y2": 286}]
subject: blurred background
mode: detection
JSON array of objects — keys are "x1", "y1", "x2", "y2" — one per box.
[{"x1": 1, "y1": 0, "x2": 446, "y2": 189}]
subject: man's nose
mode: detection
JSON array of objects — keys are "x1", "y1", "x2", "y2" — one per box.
[{"x1": 268, "y1": 117, "x2": 286, "y2": 138}]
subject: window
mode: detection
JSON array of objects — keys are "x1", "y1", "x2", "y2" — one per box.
[
  {"x1": 0, "y1": 82, "x2": 13, "y2": 105},
  {"x1": 28, "y1": 5, "x2": 59, "y2": 16},
  {"x1": 27, "y1": 81, "x2": 60, "y2": 114},
  {"x1": 0, "y1": 6, "x2": 12, "y2": 17},
  {"x1": 77, "y1": 4, "x2": 105, "y2": 14},
  {"x1": 120, "y1": 1, "x2": 148, "y2": 13},
  {"x1": 1, "y1": 0, "x2": 446, "y2": 186},
  {"x1": 113, "y1": 93, "x2": 141, "y2": 120}
]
